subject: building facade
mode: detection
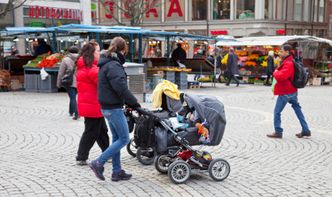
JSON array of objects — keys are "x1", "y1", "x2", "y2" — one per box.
[
  {"x1": 327, "y1": 0, "x2": 332, "y2": 39},
  {"x1": 98, "y1": 0, "x2": 328, "y2": 38}
]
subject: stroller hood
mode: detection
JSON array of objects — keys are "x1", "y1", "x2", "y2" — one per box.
[{"x1": 184, "y1": 94, "x2": 226, "y2": 145}]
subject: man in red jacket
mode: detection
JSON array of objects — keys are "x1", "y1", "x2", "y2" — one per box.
[{"x1": 267, "y1": 44, "x2": 311, "y2": 139}]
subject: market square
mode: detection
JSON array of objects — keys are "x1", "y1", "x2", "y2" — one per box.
[{"x1": 0, "y1": 84, "x2": 331, "y2": 196}]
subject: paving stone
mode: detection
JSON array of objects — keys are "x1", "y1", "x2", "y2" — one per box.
[{"x1": 0, "y1": 85, "x2": 331, "y2": 196}]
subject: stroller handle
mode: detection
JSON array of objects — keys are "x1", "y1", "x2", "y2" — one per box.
[{"x1": 135, "y1": 107, "x2": 160, "y2": 121}]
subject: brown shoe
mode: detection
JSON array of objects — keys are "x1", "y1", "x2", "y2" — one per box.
[
  {"x1": 295, "y1": 132, "x2": 311, "y2": 138},
  {"x1": 267, "y1": 132, "x2": 282, "y2": 139}
]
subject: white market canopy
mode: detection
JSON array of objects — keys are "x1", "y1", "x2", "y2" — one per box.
[{"x1": 216, "y1": 35, "x2": 332, "y2": 47}]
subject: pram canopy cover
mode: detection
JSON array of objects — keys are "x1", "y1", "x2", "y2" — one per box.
[{"x1": 184, "y1": 94, "x2": 226, "y2": 146}]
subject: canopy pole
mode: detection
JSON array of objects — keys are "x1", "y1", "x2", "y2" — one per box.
[
  {"x1": 51, "y1": 31, "x2": 57, "y2": 53},
  {"x1": 213, "y1": 40, "x2": 217, "y2": 87},
  {"x1": 166, "y1": 36, "x2": 170, "y2": 66},
  {"x1": 129, "y1": 34, "x2": 134, "y2": 62},
  {"x1": 138, "y1": 34, "x2": 143, "y2": 63},
  {"x1": 96, "y1": 32, "x2": 101, "y2": 48}
]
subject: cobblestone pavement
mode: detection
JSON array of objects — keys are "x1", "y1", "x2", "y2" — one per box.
[{"x1": 0, "y1": 85, "x2": 332, "y2": 197}]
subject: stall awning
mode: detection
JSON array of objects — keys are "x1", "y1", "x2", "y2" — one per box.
[{"x1": 216, "y1": 36, "x2": 332, "y2": 47}]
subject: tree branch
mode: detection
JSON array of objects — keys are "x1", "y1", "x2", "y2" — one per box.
[
  {"x1": 0, "y1": 0, "x2": 28, "y2": 17},
  {"x1": 99, "y1": 0, "x2": 161, "y2": 26}
]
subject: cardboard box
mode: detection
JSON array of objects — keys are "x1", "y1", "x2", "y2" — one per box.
[{"x1": 312, "y1": 77, "x2": 322, "y2": 86}]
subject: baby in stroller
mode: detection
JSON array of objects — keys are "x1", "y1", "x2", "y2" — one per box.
[
  {"x1": 146, "y1": 93, "x2": 230, "y2": 184},
  {"x1": 125, "y1": 80, "x2": 183, "y2": 165}
]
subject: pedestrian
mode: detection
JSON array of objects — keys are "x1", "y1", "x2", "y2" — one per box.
[
  {"x1": 171, "y1": 43, "x2": 186, "y2": 67},
  {"x1": 267, "y1": 44, "x2": 311, "y2": 139},
  {"x1": 56, "y1": 46, "x2": 80, "y2": 120},
  {"x1": 265, "y1": 50, "x2": 275, "y2": 86},
  {"x1": 225, "y1": 48, "x2": 240, "y2": 86},
  {"x1": 89, "y1": 37, "x2": 141, "y2": 181},
  {"x1": 75, "y1": 41, "x2": 110, "y2": 165}
]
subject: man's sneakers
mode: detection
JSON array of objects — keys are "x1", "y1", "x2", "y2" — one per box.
[
  {"x1": 266, "y1": 132, "x2": 283, "y2": 139},
  {"x1": 89, "y1": 160, "x2": 105, "y2": 181},
  {"x1": 111, "y1": 170, "x2": 132, "y2": 182},
  {"x1": 267, "y1": 132, "x2": 311, "y2": 139},
  {"x1": 295, "y1": 132, "x2": 311, "y2": 138}
]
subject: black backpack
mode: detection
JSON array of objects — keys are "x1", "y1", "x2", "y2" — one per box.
[{"x1": 292, "y1": 60, "x2": 309, "y2": 88}]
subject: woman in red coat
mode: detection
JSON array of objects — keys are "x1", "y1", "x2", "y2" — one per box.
[{"x1": 75, "y1": 41, "x2": 109, "y2": 165}]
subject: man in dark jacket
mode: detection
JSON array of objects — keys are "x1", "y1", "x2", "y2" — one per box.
[
  {"x1": 267, "y1": 44, "x2": 311, "y2": 139},
  {"x1": 225, "y1": 48, "x2": 240, "y2": 86},
  {"x1": 171, "y1": 43, "x2": 186, "y2": 67},
  {"x1": 33, "y1": 38, "x2": 52, "y2": 57}
]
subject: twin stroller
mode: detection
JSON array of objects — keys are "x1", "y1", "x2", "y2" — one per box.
[{"x1": 125, "y1": 90, "x2": 230, "y2": 184}]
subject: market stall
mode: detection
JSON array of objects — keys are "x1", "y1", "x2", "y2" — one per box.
[
  {"x1": 216, "y1": 35, "x2": 332, "y2": 85},
  {"x1": 1, "y1": 24, "x2": 215, "y2": 92}
]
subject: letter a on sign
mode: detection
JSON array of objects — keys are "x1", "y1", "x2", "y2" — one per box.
[
  {"x1": 167, "y1": 0, "x2": 183, "y2": 17},
  {"x1": 145, "y1": 0, "x2": 158, "y2": 18},
  {"x1": 105, "y1": 1, "x2": 115, "y2": 19}
]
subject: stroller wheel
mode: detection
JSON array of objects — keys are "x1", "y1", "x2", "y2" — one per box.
[
  {"x1": 136, "y1": 147, "x2": 155, "y2": 165},
  {"x1": 154, "y1": 154, "x2": 173, "y2": 174},
  {"x1": 126, "y1": 138, "x2": 137, "y2": 157},
  {"x1": 208, "y1": 158, "x2": 230, "y2": 181},
  {"x1": 168, "y1": 160, "x2": 191, "y2": 184}
]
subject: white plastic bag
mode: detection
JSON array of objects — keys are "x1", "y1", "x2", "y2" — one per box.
[
  {"x1": 178, "y1": 62, "x2": 186, "y2": 68},
  {"x1": 40, "y1": 68, "x2": 49, "y2": 80}
]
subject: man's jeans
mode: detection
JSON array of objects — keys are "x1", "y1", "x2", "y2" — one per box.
[
  {"x1": 98, "y1": 109, "x2": 130, "y2": 173},
  {"x1": 66, "y1": 87, "x2": 78, "y2": 117},
  {"x1": 274, "y1": 92, "x2": 310, "y2": 134}
]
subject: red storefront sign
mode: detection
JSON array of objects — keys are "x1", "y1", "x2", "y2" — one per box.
[
  {"x1": 276, "y1": 29, "x2": 286, "y2": 35},
  {"x1": 210, "y1": 30, "x2": 228, "y2": 35},
  {"x1": 102, "y1": 0, "x2": 183, "y2": 20},
  {"x1": 28, "y1": 6, "x2": 82, "y2": 21}
]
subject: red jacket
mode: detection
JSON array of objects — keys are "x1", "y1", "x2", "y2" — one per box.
[
  {"x1": 76, "y1": 57, "x2": 103, "y2": 118},
  {"x1": 273, "y1": 55, "x2": 297, "y2": 95}
]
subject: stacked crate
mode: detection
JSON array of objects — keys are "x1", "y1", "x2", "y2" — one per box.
[
  {"x1": 0, "y1": 70, "x2": 11, "y2": 91},
  {"x1": 175, "y1": 72, "x2": 188, "y2": 89},
  {"x1": 124, "y1": 63, "x2": 145, "y2": 94},
  {"x1": 128, "y1": 74, "x2": 145, "y2": 94}
]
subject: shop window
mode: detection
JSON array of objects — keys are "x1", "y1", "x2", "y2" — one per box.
[
  {"x1": 236, "y1": 0, "x2": 255, "y2": 20},
  {"x1": 318, "y1": 0, "x2": 325, "y2": 22},
  {"x1": 286, "y1": 0, "x2": 294, "y2": 21},
  {"x1": 212, "y1": 0, "x2": 230, "y2": 20},
  {"x1": 192, "y1": 0, "x2": 207, "y2": 20},
  {"x1": 303, "y1": 0, "x2": 311, "y2": 22},
  {"x1": 264, "y1": 0, "x2": 273, "y2": 19},
  {"x1": 275, "y1": 0, "x2": 286, "y2": 20},
  {"x1": 294, "y1": 0, "x2": 303, "y2": 21},
  {"x1": 314, "y1": 0, "x2": 318, "y2": 22}
]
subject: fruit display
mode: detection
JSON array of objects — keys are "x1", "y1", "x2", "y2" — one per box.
[
  {"x1": 37, "y1": 53, "x2": 63, "y2": 68},
  {"x1": 23, "y1": 53, "x2": 63, "y2": 68},
  {"x1": 147, "y1": 67, "x2": 192, "y2": 72}
]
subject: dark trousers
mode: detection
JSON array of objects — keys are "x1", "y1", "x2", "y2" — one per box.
[
  {"x1": 66, "y1": 87, "x2": 78, "y2": 117},
  {"x1": 265, "y1": 74, "x2": 273, "y2": 85},
  {"x1": 226, "y1": 74, "x2": 240, "y2": 85},
  {"x1": 76, "y1": 117, "x2": 110, "y2": 161}
]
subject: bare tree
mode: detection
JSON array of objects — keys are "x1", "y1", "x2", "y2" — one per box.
[
  {"x1": 100, "y1": 0, "x2": 160, "y2": 26},
  {"x1": 0, "y1": 0, "x2": 27, "y2": 17}
]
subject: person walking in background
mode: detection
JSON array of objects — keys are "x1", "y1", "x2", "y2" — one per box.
[
  {"x1": 171, "y1": 43, "x2": 186, "y2": 67},
  {"x1": 89, "y1": 37, "x2": 141, "y2": 181},
  {"x1": 56, "y1": 46, "x2": 80, "y2": 120},
  {"x1": 75, "y1": 41, "x2": 109, "y2": 165},
  {"x1": 265, "y1": 50, "x2": 275, "y2": 86},
  {"x1": 267, "y1": 44, "x2": 311, "y2": 139},
  {"x1": 225, "y1": 48, "x2": 240, "y2": 86}
]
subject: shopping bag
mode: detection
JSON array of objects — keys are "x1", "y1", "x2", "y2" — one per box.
[{"x1": 271, "y1": 78, "x2": 277, "y2": 93}]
